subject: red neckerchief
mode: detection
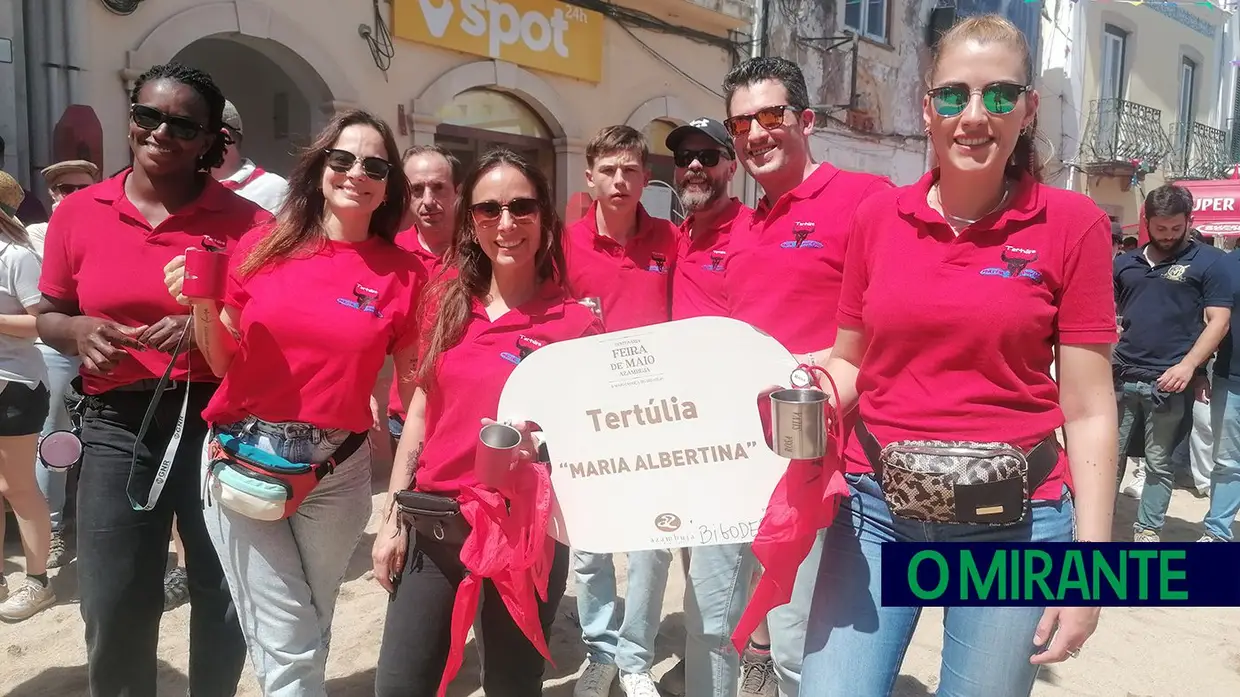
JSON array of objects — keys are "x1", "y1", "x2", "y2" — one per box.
[
  {"x1": 436, "y1": 462, "x2": 556, "y2": 697},
  {"x1": 221, "y1": 166, "x2": 266, "y2": 191},
  {"x1": 731, "y1": 367, "x2": 850, "y2": 652}
]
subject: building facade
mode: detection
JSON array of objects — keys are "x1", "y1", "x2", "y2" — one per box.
[
  {"x1": 1041, "y1": 0, "x2": 1234, "y2": 228},
  {"x1": 10, "y1": 0, "x2": 752, "y2": 214}
]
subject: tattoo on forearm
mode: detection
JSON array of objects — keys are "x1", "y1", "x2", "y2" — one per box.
[{"x1": 403, "y1": 442, "x2": 424, "y2": 479}]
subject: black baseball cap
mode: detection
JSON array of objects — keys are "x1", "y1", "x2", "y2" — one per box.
[{"x1": 666, "y1": 117, "x2": 734, "y2": 156}]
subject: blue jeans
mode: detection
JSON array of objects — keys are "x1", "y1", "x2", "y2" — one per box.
[
  {"x1": 33, "y1": 343, "x2": 81, "y2": 532},
  {"x1": 683, "y1": 534, "x2": 822, "y2": 697},
  {"x1": 573, "y1": 548, "x2": 672, "y2": 673},
  {"x1": 1117, "y1": 380, "x2": 1189, "y2": 532},
  {"x1": 800, "y1": 473, "x2": 1075, "y2": 697},
  {"x1": 1204, "y1": 376, "x2": 1240, "y2": 540},
  {"x1": 204, "y1": 416, "x2": 373, "y2": 697}
]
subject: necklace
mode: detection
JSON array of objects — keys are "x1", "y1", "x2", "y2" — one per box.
[{"x1": 934, "y1": 181, "x2": 1011, "y2": 230}]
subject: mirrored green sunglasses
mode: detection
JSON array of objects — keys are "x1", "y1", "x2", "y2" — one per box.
[{"x1": 928, "y1": 81, "x2": 1031, "y2": 117}]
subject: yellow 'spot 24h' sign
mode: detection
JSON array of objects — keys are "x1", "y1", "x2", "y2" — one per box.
[{"x1": 394, "y1": 0, "x2": 605, "y2": 82}]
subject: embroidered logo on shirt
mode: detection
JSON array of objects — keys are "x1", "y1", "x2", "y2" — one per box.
[
  {"x1": 980, "y1": 246, "x2": 1043, "y2": 283},
  {"x1": 337, "y1": 283, "x2": 384, "y2": 317},
  {"x1": 703, "y1": 249, "x2": 727, "y2": 272},
  {"x1": 501, "y1": 335, "x2": 546, "y2": 365},
  {"x1": 1163, "y1": 264, "x2": 1189, "y2": 282},
  {"x1": 648, "y1": 252, "x2": 669, "y2": 273},
  {"x1": 781, "y1": 221, "x2": 823, "y2": 249}
]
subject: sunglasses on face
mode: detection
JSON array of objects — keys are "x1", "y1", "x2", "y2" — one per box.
[
  {"x1": 723, "y1": 105, "x2": 800, "y2": 137},
  {"x1": 927, "y1": 81, "x2": 1030, "y2": 117},
  {"x1": 324, "y1": 149, "x2": 392, "y2": 181},
  {"x1": 470, "y1": 197, "x2": 540, "y2": 225},
  {"x1": 130, "y1": 104, "x2": 207, "y2": 141},
  {"x1": 674, "y1": 149, "x2": 730, "y2": 168},
  {"x1": 52, "y1": 183, "x2": 90, "y2": 196}
]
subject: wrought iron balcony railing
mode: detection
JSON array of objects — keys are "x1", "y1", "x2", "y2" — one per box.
[
  {"x1": 1166, "y1": 121, "x2": 1230, "y2": 180},
  {"x1": 1229, "y1": 117, "x2": 1240, "y2": 167},
  {"x1": 1079, "y1": 98, "x2": 1173, "y2": 172}
]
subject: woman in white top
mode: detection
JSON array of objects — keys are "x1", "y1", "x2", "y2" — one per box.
[{"x1": 0, "y1": 171, "x2": 55, "y2": 621}]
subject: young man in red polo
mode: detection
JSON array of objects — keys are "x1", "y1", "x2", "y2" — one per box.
[
  {"x1": 564, "y1": 125, "x2": 680, "y2": 697},
  {"x1": 721, "y1": 56, "x2": 893, "y2": 697}
]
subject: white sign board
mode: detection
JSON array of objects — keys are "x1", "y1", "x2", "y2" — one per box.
[{"x1": 497, "y1": 316, "x2": 798, "y2": 553}]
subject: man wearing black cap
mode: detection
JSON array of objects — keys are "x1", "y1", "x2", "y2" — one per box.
[{"x1": 661, "y1": 117, "x2": 759, "y2": 697}]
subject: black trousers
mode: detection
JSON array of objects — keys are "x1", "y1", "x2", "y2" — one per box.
[
  {"x1": 76, "y1": 383, "x2": 245, "y2": 697},
  {"x1": 374, "y1": 532, "x2": 570, "y2": 697}
]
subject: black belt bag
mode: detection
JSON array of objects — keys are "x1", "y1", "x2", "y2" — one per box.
[
  {"x1": 395, "y1": 490, "x2": 470, "y2": 545},
  {"x1": 856, "y1": 421, "x2": 1060, "y2": 526}
]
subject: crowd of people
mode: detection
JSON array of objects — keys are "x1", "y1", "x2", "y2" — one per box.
[{"x1": 3, "y1": 10, "x2": 1225, "y2": 697}]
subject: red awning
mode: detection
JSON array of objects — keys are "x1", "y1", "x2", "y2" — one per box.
[{"x1": 1138, "y1": 166, "x2": 1240, "y2": 241}]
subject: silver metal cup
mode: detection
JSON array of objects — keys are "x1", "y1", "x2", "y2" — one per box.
[
  {"x1": 770, "y1": 387, "x2": 829, "y2": 459},
  {"x1": 476, "y1": 423, "x2": 523, "y2": 488},
  {"x1": 579, "y1": 296, "x2": 604, "y2": 324}
]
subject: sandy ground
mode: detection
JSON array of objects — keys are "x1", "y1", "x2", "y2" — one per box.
[{"x1": 3, "y1": 461, "x2": 1239, "y2": 697}]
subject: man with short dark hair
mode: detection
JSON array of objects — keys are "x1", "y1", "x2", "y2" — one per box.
[
  {"x1": 720, "y1": 56, "x2": 893, "y2": 697},
  {"x1": 1114, "y1": 184, "x2": 1233, "y2": 543}
]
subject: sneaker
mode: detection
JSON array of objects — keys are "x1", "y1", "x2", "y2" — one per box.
[
  {"x1": 657, "y1": 659, "x2": 686, "y2": 697},
  {"x1": 574, "y1": 660, "x2": 619, "y2": 697},
  {"x1": 1134, "y1": 528, "x2": 1160, "y2": 543},
  {"x1": 163, "y1": 567, "x2": 190, "y2": 612},
  {"x1": 739, "y1": 648, "x2": 777, "y2": 697},
  {"x1": 0, "y1": 577, "x2": 56, "y2": 621},
  {"x1": 1196, "y1": 534, "x2": 1221, "y2": 542},
  {"x1": 46, "y1": 532, "x2": 69, "y2": 569},
  {"x1": 619, "y1": 672, "x2": 658, "y2": 697},
  {"x1": 0, "y1": 579, "x2": 7, "y2": 603}
]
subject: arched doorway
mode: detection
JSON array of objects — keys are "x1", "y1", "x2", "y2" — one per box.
[
  {"x1": 173, "y1": 37, "x2": 324, "y2": 176},
  {"x1": 434, "y1": 89, "x2": 555, "y2": 188},
  {"x1": 642, "y1": 119, "x2": 679, "y2": 188}
]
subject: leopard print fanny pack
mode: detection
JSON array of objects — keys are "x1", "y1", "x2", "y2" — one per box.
[{"x1": 856, "y1": 422, "x2": 1059, "y2": 526}]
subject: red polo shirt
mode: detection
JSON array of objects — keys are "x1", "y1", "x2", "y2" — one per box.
[
  {"x1": 564, "y1": 202, "x2": 679, "y2": 332},
  {"x1": 388, "y1": 225, "x2": 446, "y2": 420},
  {"x1": 38, "y1": 170, "x2": 271, "y2": 394},
  {"x1": 725, "y1": 163, "x2": 892, "y2": 353},
  {"x1": 837, "y1": 170, "x2": 1119, "y2": 500},
  {"x1": 672, "y1": 198, "x2": 751, "y2": 320},
  {"x1": 415, "y1": 284, "x2": 602, "y2": 494},
  {"x1": 202, "y1": 226, "x2": 426, "y2": 433}
]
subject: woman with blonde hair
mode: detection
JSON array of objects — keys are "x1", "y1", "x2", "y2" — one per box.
[
  {"x1": 0, "y1": 171, "x2": 55, "y2": 621},
  {"x1": 800, "y1": 15, "x2": 1118, "y2": 695}
]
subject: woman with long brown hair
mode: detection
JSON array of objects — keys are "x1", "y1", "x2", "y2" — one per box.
[
  {"x1": 800, "y1": 14, "x2": 1117, "y2": 696},
  {"x1": 372, "y1": 149, "x2": 601, "y2": 697},
  {"x1": 163, "y1": 109, "x2": 421, "y2": 697}
]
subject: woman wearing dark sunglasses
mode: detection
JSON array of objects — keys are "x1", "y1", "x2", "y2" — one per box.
[
  {"x1": 34, "y1": 62, "x2": 271, "y2": 697},
  {"x1": 798, "y1": 15, "x2": 1118, "y2": 696},
  {"x1": 163, "y1": 109, "x2": 420, "y2": 697},
  {"x1": 372, "y1": 149, "x2": 601, "y2": 697}
]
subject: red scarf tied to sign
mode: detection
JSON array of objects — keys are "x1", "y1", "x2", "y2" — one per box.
[
  {"x1": 436, "y1": 461, "x2": 557, "y2": 697},
  {"x1": 730, "y1": 365, "x2": 851, "y2": 653}
]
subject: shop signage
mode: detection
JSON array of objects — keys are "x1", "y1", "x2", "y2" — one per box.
[{"x1": 394, "y1": 0, "x2": 605, "y2": 82}]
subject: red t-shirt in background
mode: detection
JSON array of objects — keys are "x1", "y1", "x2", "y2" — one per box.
[
  {"x1": 563, "y1": 202, "x2": 679, "y2": 332},
  {"x1": 387, "y1": 225, "x2": 445, "y2": 420},
  {"x1": 725, "y1": 163, "x2": 892, "y2": 353},
  {"x1": 836, "y1": 170, "x2": 1119, "y2": 500},
  {"x1": 38, "y1": 170, "x2": 271, "y2": 394},
  {"x1": 414, "y1": 284, "x2": 602, "y2": 494},
  {"x1": 202, "y1": 226, "x2": 426, "y2": 433},
  {"x1": 672, "y1": 198, "x2": 750, "y2": 320}
]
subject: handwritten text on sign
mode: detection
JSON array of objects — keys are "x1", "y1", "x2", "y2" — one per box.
[{"x1": 497, "y1": 317, "x2": 799, "y2": 553}]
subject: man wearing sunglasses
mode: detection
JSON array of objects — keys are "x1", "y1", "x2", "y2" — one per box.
[
  {"x1": 23, "y1": 159, "x2": 100, "y2": 573},
  {"x1": 718, "y1": 57, "x2": 893, "y2": 697},
  {"x1": 210, "y1": 100, "x2": 288, "y2": 213}
]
